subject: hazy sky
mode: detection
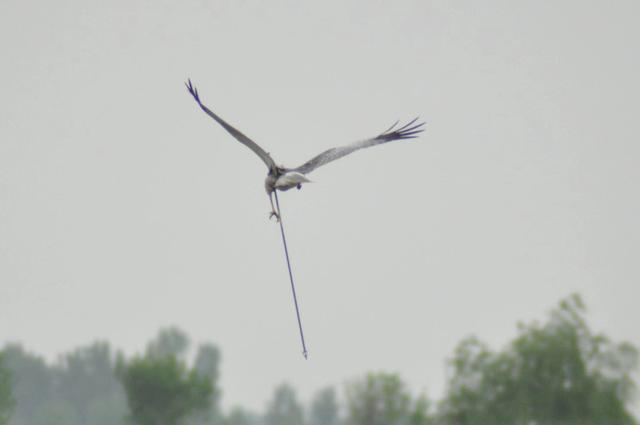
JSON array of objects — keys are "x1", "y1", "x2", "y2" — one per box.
[{"x1": 1, "y1": 0, "x2": 639, "y2": 412}]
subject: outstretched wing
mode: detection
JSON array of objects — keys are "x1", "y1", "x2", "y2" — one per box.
[
  {"x1": 292, "y1": 118, "x2": 425, "y2": 175},
  {"x1": 186, "y1": 79, "x2": 277, "y2": 171}
]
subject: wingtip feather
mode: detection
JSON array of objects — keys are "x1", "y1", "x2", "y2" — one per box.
[
  {"x1": 396, "y1": 117, "x2": 419, "y2": 132},
  {"x1": 377, "y1": 118, "x2": 426, "y2": 141},
  {"x1": 185, "y1": 78, "x2": 201, "y2": 103}
]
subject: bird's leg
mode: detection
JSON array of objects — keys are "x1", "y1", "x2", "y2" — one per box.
[{"x1": 269, "y1": 192, "x2": 280, "y2": 221}]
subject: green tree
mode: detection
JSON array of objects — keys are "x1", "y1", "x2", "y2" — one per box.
[
  {"x1": 264, "y1": 383, "x2": 305, "y2": 425},
  {"x1": 146, "y1": 327, "x2": 190, "y2": 360},
  {"x1": 309, "y1": 387, "x2": 340, "y2": 425},
  {"x1": 3, "y1": 342, "x2": 128, "y2": 425},
  {"x1": 58, "y1": 342, "x2": 126, "y2": 425},
  {"x1": 119, "y1": 355, "x2": 212, "y2": 425},
  {"x1": 1, "y1": 344, "x2": 55, "y2": 425},
  {"x1": 0, "y1": 353, "x2": 14, "y2": 425},
  {"x1": 188, "y1": 343, "x2": 223, "y2": 425},
  {"x1": 409, "y1": 394, "x2": 433, "y2": 425},
  {"x1": 438, "y1": 294, "x2": 639, "y2": 425},
  {"x1": 345, "y1": 372, "x2": 431, "y2": 425},
  {"x1": 225, "y1": 407, "x2": 259, "y2": 425}
]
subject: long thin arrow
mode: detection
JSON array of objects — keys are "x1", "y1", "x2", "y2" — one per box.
[{"x1": 273, "y1": 191, "x2": 308, "y2": 359}]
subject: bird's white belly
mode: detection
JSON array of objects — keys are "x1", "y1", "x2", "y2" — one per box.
[{"x1": 275, "y1": 172, "x2": 311, "y2": 191}]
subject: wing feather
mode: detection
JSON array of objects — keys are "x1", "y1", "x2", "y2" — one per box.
[
  {"x1": 186, "y1": 79, "x2": 277, "y2": 171},
  {"x1": 292, "y1": 119, "x2": 425, "y2": 175}
]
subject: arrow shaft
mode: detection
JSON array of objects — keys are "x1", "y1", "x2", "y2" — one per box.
[{"x1": 273, "y1": 191, "x2": 308, "y2": 359}]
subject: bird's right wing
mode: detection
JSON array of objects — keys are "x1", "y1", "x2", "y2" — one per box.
[
  {"x1": 186, "y1": 79, "x2": 277, "y2": 171},
  {"x1": 292, "y1": 118, "x2": 425, "y2": 175}
]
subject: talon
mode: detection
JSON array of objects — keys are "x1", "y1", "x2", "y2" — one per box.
[
  {"x1": 269, "y1": 211, "x2": 280, "y2": 222},
  {"x1": 296, "y1": 184, "x2": 301, "y2": 190}
]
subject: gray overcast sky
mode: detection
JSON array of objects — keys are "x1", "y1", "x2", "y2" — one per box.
[{"x1": 1, "y1": 0, "x2": 639, "y2": 412}]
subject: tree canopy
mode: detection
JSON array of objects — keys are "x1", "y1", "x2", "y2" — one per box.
[
  {"x1": 2, "y1": 342, "x2": 124, "y2": 425},
  {"x1": 345, "y1": 372, "x2": 430, "y2": 425},
  {"x1": 264, "y1": 383, "x2": 305, "y2": 425},
  {"x1": 309, "y1": 387, "x2": 340, "y2": 425},
  {"x1": 0, "y1": 353, "x2": 13, "y2": 425},
  {"x1": 1, "y1": 295, "x2": 637, "y2": 425},
  {"x1": 438, "y1": 294, "x2": 638, "y2": 425},
  {"x1": 119, "y1": 355, "x2": 212, "y2": 425}
]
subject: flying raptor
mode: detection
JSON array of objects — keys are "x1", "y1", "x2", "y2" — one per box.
[
  {"x1": 186, "y1": 79, "x2": 425, "y2": 358},
  {"x1": 185, "y1": 79, "x2": 425, "y2": 220}
]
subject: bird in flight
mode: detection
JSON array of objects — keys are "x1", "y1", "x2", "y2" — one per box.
[
  {"x1": 185, "y1": 79, "x2": 425, "y2": 220},
  {"x1": 185, "y1": 79, "x2": 425, "y2": 358}
]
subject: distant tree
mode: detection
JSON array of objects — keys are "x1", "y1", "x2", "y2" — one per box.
[
  {"x1": 3, "y1": 342, "x2": 127, "y2": 425},
  {"x1": 188, "y1": 343, "x2": 223, "y2": 425},
  {"x1": 2, "y1": 330, "x2": 222, "y2": 425},
  {"x1": 119, "y1": 355, "x2": 212, "y2": 425},
  {"x1": 0, "y1": 353, "x2": 14, "y2": 425},
  {"x1": 409, "y1": 394, "x2": 433, "y2": 425},
  {"x1": 58, "y1": 342, "x2": 127, "y2": 425},
  {"x1": 1, "y1": 344, "x2": 55, "y2": 425},
  {"x1": 309, "y1": 387, "x2": 340, "y2": 425},
  {"x1": 146, "y1": 327, "x2": 190, "y2": 360},
  {"x1": 345, "y1": 372, "x2": 431, "y2": 425},
  {"x1": 438, "y1": 294, "x2": 639, "y2": 425},
  {"x1": 225, "y1": 407, "x2": 260, "y2": 425},
  {"x1": 30, "y1": 400, "x2": 77, "y2": 425},
  {"x1": 264, "y1": 383, "x2": 305, "y2": 425}
]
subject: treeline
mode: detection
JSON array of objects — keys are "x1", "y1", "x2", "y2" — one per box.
[{"x1": 0, "y1": 294, "x2": 637, "y2": 425}]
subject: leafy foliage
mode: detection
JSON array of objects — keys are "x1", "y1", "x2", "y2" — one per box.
[
  {"x1": 264, "y1": 383, "x2": 305, "y2": 425},
  {"x1": 309, "y1": 387, "x2": 340, "y2": 425},
  {"x1": 119, "y1": 354, "x2": 212, "y2": 425},
  {"x1": 0, "y1": 353, "x2": 14, "y2": 425},
  {"x1": 2, "y1": 342, "x2": 124, "y2": 425},
  {"x1": 2, "y1": 344, "x2": 52, "y2": 425},
  {"x1": 438, "y1": 294, "x2": 639, "y2": 425},
  {"x1": 225, "y1": 407, "x2": 260, "y2": 425},
  {"x1": 189, "y1": 343, "x2": 223, "y2": 425},
  {"x1": 1, "y1": 295, "x2": 636, "y2": 425},
  {"x1": 58, "y1": 342, "x2": 127, "y2": 425},
  {"x1": 146, "y1": 327, "x2": 190, "y2": 360},
  {"x1": 345, "y1": 372, "x2": 431, "y2": 425}
]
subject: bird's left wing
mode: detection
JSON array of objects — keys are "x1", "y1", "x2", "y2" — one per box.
[
  {"x1": 292, "y1": 118, "x2": 425, "y2": 175},
  {"x1": 186, "y1": 79, "x2": 277, "y2": 171}
]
